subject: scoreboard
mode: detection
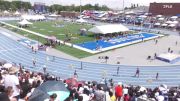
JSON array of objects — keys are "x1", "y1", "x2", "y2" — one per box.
[
  {"x1": 149, "y1": 3, "x2": 180, "y2": 16},
  {"x1": 34, "y1": 2, "x2": 46, "y2": 13}
]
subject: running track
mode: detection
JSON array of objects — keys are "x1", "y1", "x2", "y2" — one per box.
[{"x1": 0, "y1": 32, "x2": 180, "y2": 88}]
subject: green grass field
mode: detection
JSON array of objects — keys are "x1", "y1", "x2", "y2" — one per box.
[
  {"x1": 3, "y1": 20, "x2": 157, "y2": 58},
  {"x1": 4, "y1": 20, "x2": 95, "y2": 58}
]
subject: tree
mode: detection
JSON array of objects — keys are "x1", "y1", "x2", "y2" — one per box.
[
  {"x1": 124, "y1": 7, "x2": 128, "y2": 10},
  {"x1": 94, "y1": 4, "x2": 99, "y2": 10},
  {"x1": 134, "y1": 4, "x2": 136, "y2": 8},
  {"x1": 137, "y1": 4, "x2": 139, "y2": 7},
  {"x1": 0, "y1": 1, "x2": 110, "y2": 13},
  {"x1": 101, "y1": 5, "x2": 109, "y2": 11},
  {"x1": 131, "y1": 3, "x2": 133, "y2": 9}
]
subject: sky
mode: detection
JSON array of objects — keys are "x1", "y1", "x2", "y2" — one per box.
[{"x1": 11, "y1": 0, "x2": 180, "y2": 9}]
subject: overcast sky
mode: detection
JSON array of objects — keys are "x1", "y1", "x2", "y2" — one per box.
[{"x1": 18, "y1": 0, "x2": 180, "y2": 9}]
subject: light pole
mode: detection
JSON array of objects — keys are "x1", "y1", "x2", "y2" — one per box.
[
  {"x1": 80, "y1": 0, "x2": 82, "y2": 14},
  {"x1": 123, "y1": 0, "x2": 124, "y2": 14}
]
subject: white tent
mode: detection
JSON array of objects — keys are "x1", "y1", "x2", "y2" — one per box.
[
  {"x1": 76, "y1": 18, "x2": 87, "y2": 23},
  {"x1": 171, "y1": 21, "x2": 179, "y2": 24},
  {"x1": 14, "y1": 11, "x2": 20, "y2": 15},
  {"x1": 18, "y1": 19, "x2": 33, "y2": 26},
  {"x1": 166, "y1": 21, "x2": 173, "y2": 24},
  {"x1": 158, "y1": 17, "x2": 164, "y2": 21},
  {"x1": 98, "y1": 13, "x2": 107, "y2": 18},
  {"x1": 21, "y1": 15, "x2": 46, "y2": 21},
  {"x1": 126, "y1": 15, "x2": 131, "y2": 18},
  {"x1": 139, "y1": 15, "x2": 147, "y2": 18},
  {"x1": 88, "y1": 24, "x2": 129, "y2": 34},
  {"x1": 125, "y1": 11, "x2": 135, "y2": 15},
  {"x1": 100, "y1": 17, "x2": 107, "y2": 21},
  {"x1": 168, "y1": 24, "x2": 176, "y2": 27},
  {"x1": 49, "y1": 14, "x2": 59, "y2": 17},
  {"x1": 3, "y1": 10, "x2": 9, "y2": 14},
  {"x1": 154, "y1": 23, "x2": 161, "y2": 26},
  {"x1": 161, "y1": 23, "x2": 168, "y2": 27},
  {"x1": 170, "y1": 16, "x2": 178, "y2": 19},
  {"x1": 156, "y1": 15, "x2": 162, "y2": 18}
]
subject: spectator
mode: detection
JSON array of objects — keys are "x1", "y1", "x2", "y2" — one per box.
[
  {"x1": 94, "y1": 86, "x2": 105, "y2": 101},
  {"x1": 49, "y1": 93, "x2": 57, "y2": 101},
  {"x1": 0, "y1": 92, "x2": 10, "y2": 101},
  {"x1": 80, "y1": 88, "x2": 90, "y2": 101},
  {"x1": 5, "y1": 86, "x2": 17, "y2": 101},
  {"x1": 64, "y1": 89, "x2": 76, "y2": 101},
  {"x1": 44, "y1": 93, "x2": 57, "y2": 101},
  {"x1": 123, "y1": 94, "x2": 130, "y2": 101},
  {"x1": 115, "y1": 82, "x2": 123, "y2": 101},
  {"x1": 4, "y1": 67, "x2": 20, "y2": 100},
  {"x1": 109, "y1": 91, "x2": 116, "y2": 101},
  {"x1": 78, "y1": 96, "x2": 83, "y2": 101}
]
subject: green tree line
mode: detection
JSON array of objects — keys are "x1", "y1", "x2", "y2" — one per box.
[
  {"x1": 0, "y1": 0, "x2": 31, "y2": 11},
  {"x1": 0, "y1": 0, "x2": 110, "y2": 12}
]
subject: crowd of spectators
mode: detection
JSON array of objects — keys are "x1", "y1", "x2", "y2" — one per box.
[{"x1": 1, "y1": 63, "x2": 180, "y2": 101}]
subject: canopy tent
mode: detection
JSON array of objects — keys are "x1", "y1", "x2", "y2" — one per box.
[
  {"x1": 156, "y1": 15, "x2": 162, "y2": 18},
  {"x1": 125, "y1": 11, "x2": 135, "y2": 15},
  {"x1": 161, "y1": 23, "x2": 168, "y2": 27},
  {"x1": 21, "y1": 15, "x2": 46, "y2": 21},
  {"x1": 139, "y1": 15, "x2": 147, "y2": 18},
  {"x1": 14, "y1": 11, "x2": 20, "y2": 15},
  {"x1": 18, "y1": 19, "x2": 33, "y2": 26},
  {"x1": 76, "y1": 18, "x2": 87, "y2": 23},
  {"x1": 170, "y1": 16, "x2": 178, "y2": 19},
  {"x1": 158, "y1": 17, "x2": 164, "y2": 21},
  {"x1": 166, "y1": 21, "x2": 179, "y2": 24},
  {"x1": 100, "y1": 17, "x2": 107, "y2": 21},
  {"x1": 49, "y1": 14, "x2": 59, "y2": 17},
  {"x1": 125, "y1": 15, "x2": 131, "y2": 18},
  {"x1": 3, "y1": 10, "x2": 9, "y2": 14},
  {"x1": 80, "y1": 28, "x2": 87, "y2": 31},
  {"x1": 168, "y1": 24, "x2": 176, "y2": 27},
  {"x1": 154, "y1": 23, "x2": 161, "y2": 26},
  {"x1": 166, "y1": 21, "x2": 173, "y2": 24},
  {"x1": 171, "y1": 21, "x2": 179, "y2": 24},
  {"x1": 89, "y1": 24, "x2": 129, "y2": 34}
]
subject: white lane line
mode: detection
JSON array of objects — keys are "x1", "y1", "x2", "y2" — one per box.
[{"x1": 0, "y1": 48, "x2": 25, "y2": 52}]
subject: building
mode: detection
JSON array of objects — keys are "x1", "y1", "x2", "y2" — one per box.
[
  {"x1": 59, "y1": 11, "x2": 80, "y2": 18},
  {"x1": 149, "y1": 3, "x2": 180, "y2": 16}
]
